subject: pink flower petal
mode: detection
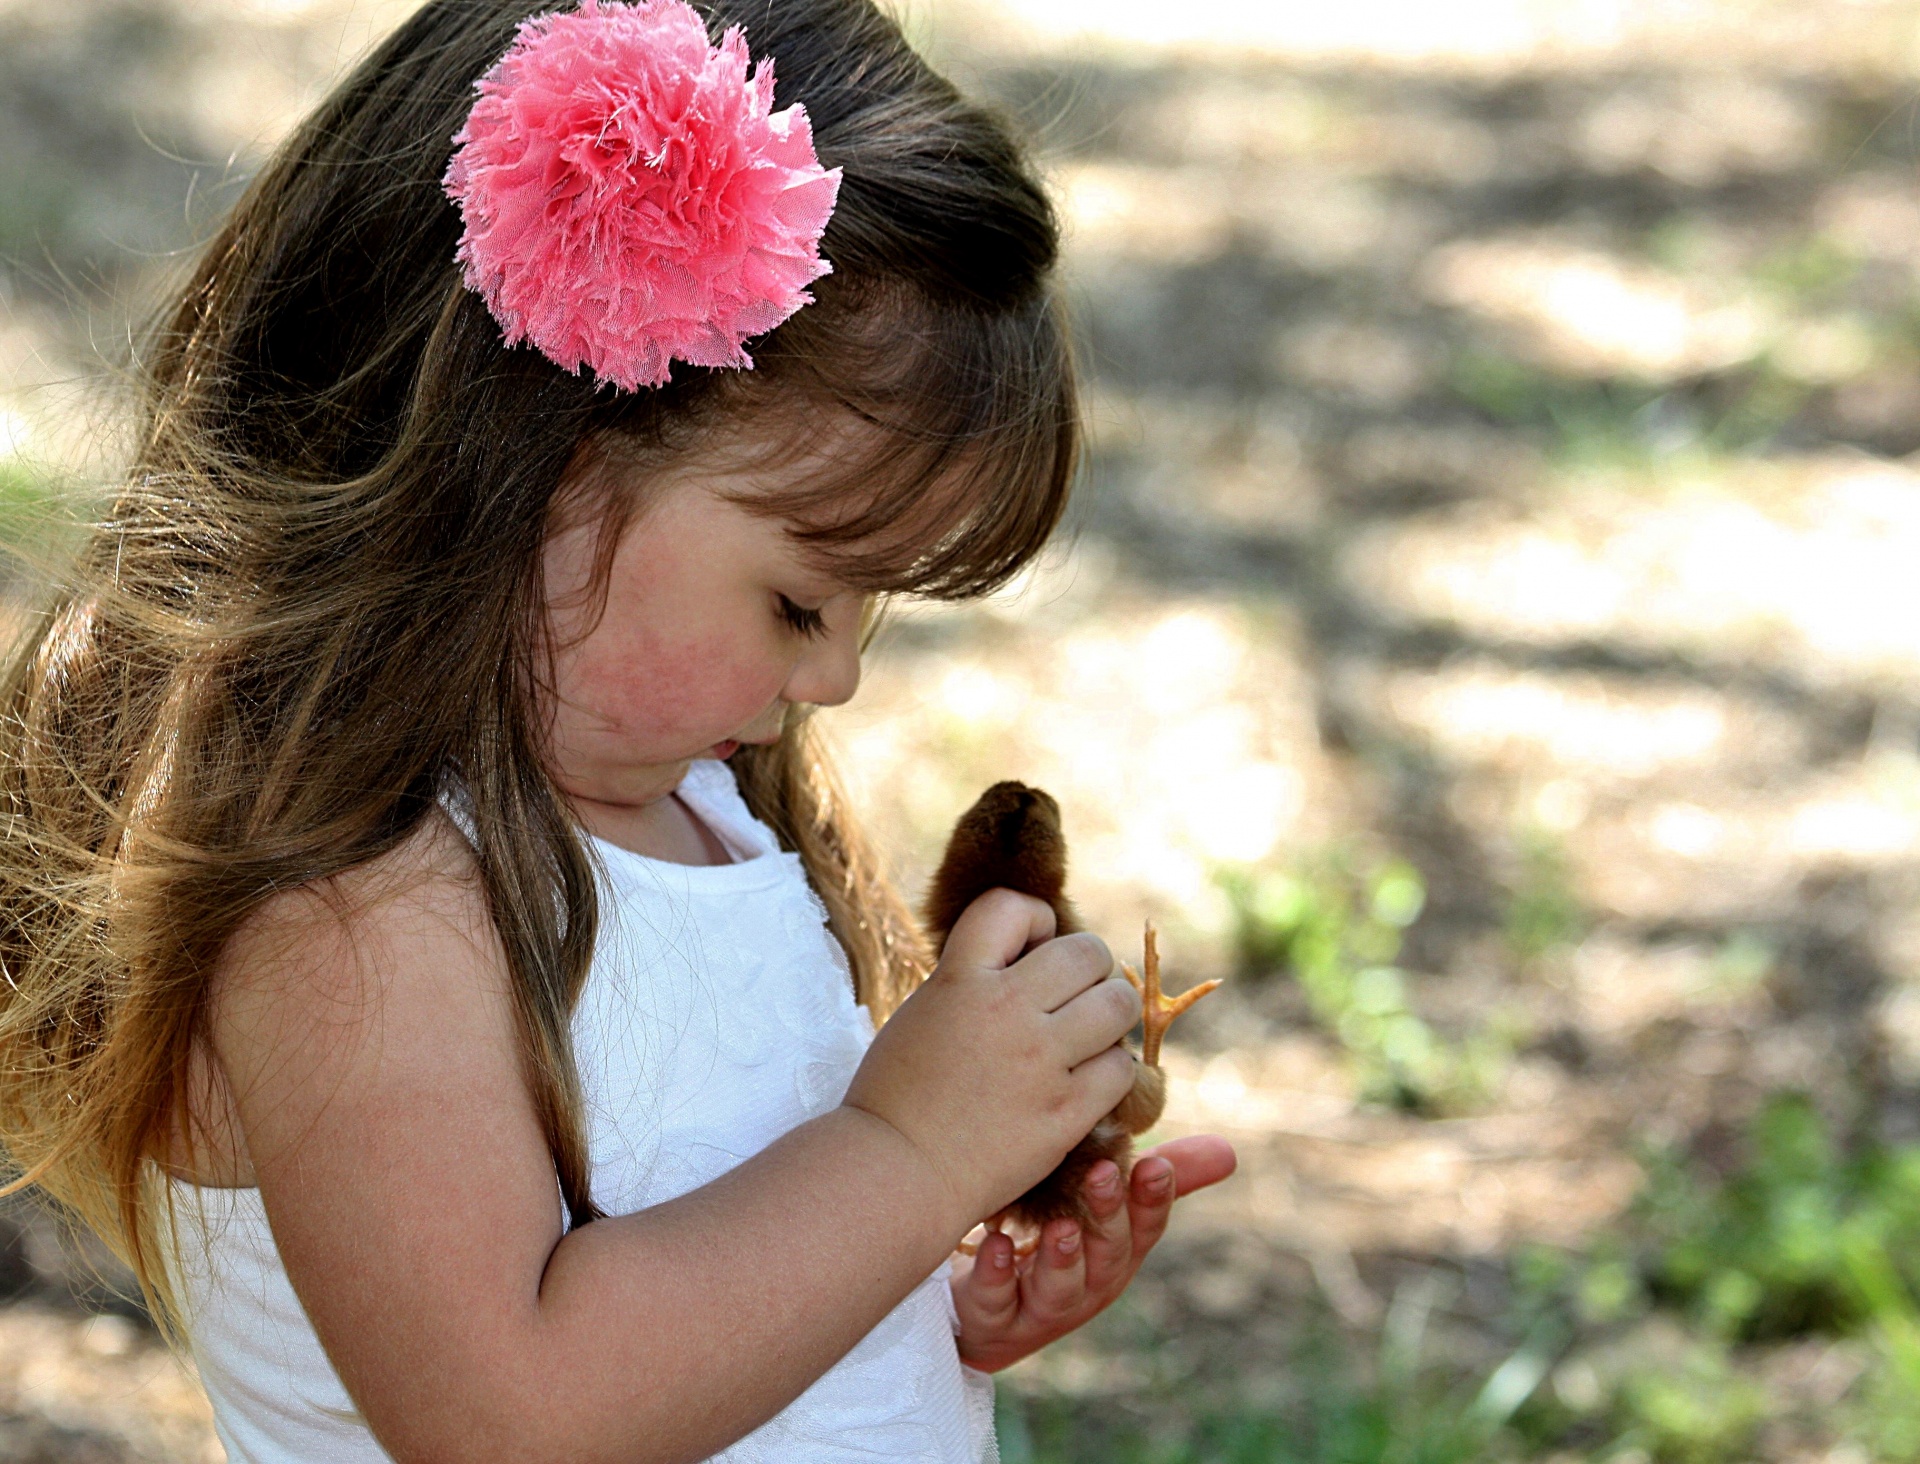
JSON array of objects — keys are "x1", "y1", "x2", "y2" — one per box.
[{"x1": 444, "y1": 0, "x2": 841, "y2": 392}]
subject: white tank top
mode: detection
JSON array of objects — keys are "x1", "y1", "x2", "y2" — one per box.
[{"x1": 169, "y1": 759, "x2": 998, "y2": 1463}]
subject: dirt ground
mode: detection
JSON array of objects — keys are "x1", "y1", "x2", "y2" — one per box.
[{"x1": 8, "y1": 0, "x2": 1920, "y2": 1458}]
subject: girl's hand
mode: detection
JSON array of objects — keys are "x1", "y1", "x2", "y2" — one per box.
[
  {"x1": 842, "y1": 890, "x2": 1143, "y2": 1239},
  {"x1": 950, "y1": 1135, "x2": 1238, "y2": 1373}
]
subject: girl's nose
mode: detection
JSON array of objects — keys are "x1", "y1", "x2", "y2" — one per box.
[{"x1": 783, "y1": 602, "x2": 863, "y2": 709}]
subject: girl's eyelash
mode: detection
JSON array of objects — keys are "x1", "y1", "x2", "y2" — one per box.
[{"x1": 776, "y1": 594, "x2": 829, "y2": 639}]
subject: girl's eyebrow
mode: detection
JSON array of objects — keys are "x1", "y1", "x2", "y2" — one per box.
[
  {"x1": 780, "y1": 534, "x2": 867, "y2": 595},
  {"x1": 787, "y1": 571, "x2": 861, "y2": 604}
]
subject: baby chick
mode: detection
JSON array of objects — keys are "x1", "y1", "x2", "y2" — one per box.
[{"x1": 923, "y1": 782, "x2": 1221, "y2": 1229}]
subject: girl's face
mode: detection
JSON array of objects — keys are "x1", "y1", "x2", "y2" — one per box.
[{"x1": 539, "y1": 444, "x2": 869, "y2": 820}]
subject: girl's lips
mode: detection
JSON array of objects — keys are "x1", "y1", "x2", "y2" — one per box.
[{"x1": 710, "y1": 740, "x2": 741, "y2": 759}]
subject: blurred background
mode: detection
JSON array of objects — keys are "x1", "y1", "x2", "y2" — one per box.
[{"x1": 8, "y1": 0, "x2": 1920, "y2": 1458}]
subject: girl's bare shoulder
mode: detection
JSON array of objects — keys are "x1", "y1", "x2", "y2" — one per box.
[
  {"x1": 217, "y1": 806, "x2": 504, "y2": 1003},
  {"x1": 177, "y1": 809, "x2": 513, "y2": 1185},
  {"x1": 202, "y1": 809, "x2": 520, "y2": 1160}
]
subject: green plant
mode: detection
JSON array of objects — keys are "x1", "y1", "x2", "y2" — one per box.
[
  {"x1": 1840, "y1": 1228, "x2": 1920, "y2": 1461},
  {"x1": 995, "y1": 1394, "x2": 1296, "y2": 1464},
  {"x1": 1444, "y1": 340, "x2": 1820, "y2": 467},
  {"x1": 1854, "y1": 1314, "x2": 1920, "y2": 1461},
  {"x1": 1613, "y1": 1341, "x2": 1767, "y2": 1464},
  {"x1": 1748, "y1": 235, "x2": 1859, "y2": 307},
  {"x1": 1635, "y1": 1093, "x2": 1920, "y2": 1341},
  {"x1": 1503, "y1": 1094, "x2": 1920, "y2": 1461},
  {"x1": 1447, "y1": 350, "x2": 1680, "y2": 466},
  {"x1": 996, "y1": 1280, "x2": 1552, "y2": 1464},
  {"x1": 1504, "y1": 829, "x2": 1583, "y2": 964},
  {"x1": 1217, "y1": 857, "x2": 1501, "y2": 1113}
]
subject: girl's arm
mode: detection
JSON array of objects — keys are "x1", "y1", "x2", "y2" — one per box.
[{"x1": 210, "y1": 810, "x2": 1139, "y2": 1464}]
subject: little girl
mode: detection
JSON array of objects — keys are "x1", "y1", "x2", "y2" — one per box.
[{"x1": 0, "y1": 1, "x2": 1234, "y2": 1459}]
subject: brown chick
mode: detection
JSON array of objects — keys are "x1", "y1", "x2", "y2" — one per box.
[{"x1": 923, "y1": 781, "x2": 1221, "y2": 1230}]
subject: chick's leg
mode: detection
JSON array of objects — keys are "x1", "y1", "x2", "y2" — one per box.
[{"x1": 1124, "y1": 921, "x2": 1222, "y2": 1066}]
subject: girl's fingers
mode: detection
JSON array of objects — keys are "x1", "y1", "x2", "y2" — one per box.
[
  {"x1": 1135, "y1": 1135, "x2": 1239, "y2": 1203},
  {"x1": 1067, "y1": 1045, "x2": 1140, "y2": 1116},
  {"x1": 1077, "y1": 1161, "x2": 1134, "y2": 1296},
  {"x1": 1048, "y1": 974, "x2": 1143, "y2": 1063},
  {"x1": 1015, "y1": 931, "x2": 1120, "y2": 1014},
  {"x1": 957, "y1": 1138, "x2": 1240, "y2": 1362},
  {"x1": 1023, "y1": 1219, "x2": 1087, "y2": 1319},
  {"x1": 1126, "y1": 1155, "x2": 1179, "y2": 1257},
  {"x1": 1124, "y1": 1137, "x2": 1238, "y2": 1262},
  {"x1": 955, "y1": 1229, "x2": 1020, "y2": 1333},
  {"x1": 943, "y1": 889, "x2": 1058, "y2": 971}
]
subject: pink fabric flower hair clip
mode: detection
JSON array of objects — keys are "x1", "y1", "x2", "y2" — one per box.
[{"x1": 443, "y1": 0, "x2": 842, "y2": 392}]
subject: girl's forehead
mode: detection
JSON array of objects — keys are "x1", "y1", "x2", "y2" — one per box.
[
  {"x1": 582, "y1": 386, "x2": 1057, "y2": 599},
  {"x1": 646, "y1": 415, "x2": 991, "y2": 588}
]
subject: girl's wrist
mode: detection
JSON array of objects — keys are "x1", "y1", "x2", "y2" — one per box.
[{"x1": 828, "y1": 1102, "x2": 975, "y2": 1251}]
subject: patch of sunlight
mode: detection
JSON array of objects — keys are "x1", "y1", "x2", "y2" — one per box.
[
  {"x1": 1139, "y1": 609, "x2": 1245, "y2": 699},
  {"x1": 1773, "y1": 315, "x2": 1878, "y2": 386},
  {"x1": 1053, "y1": 158, "x2": 1394, "y2": 272},
  {"x1": 1787, "y1": 797, "x2": 1918, "y2": 859},
  {"x1": 1384, "y1": 667, "x2": 1729, "y2": 779},
  {"x1": 935, "y1": 664, "x2": 1023, "y2": 730},
  {"x1": 232, "y1": 0, "x2": 327, "y2": 15},
  {"x1": 1649, "y1": 804, "x2": 1726, "y2": 859},
  {"x1": 836, "y1": 599, "x2": 1332, "y2": 952},
  {"x1": 1426, "y1": 234, "x2": 1767, "y2": 379},
  {"x1": 1141, "y1": 79, "x2": 1340, "y2": 166},
  {"x1": 161, "y1": 0, "x2": 429, "y2": 149},
  {"x1": 1126, "y1": 79, "x2": 1504, "y2": 182},
  {"x1": 1821, "y1": 172, "x2": 1920, "y2": 273},
  {"x1": 0, "y1": 408, "x2": 33, "y2": 459},
  {"x1": 1055, "y1": 162, "x2": 1231, "y2": 266},
  {"x1": 1576, "y1": 78, "x2": 1820, "y2": 185},
  {"x1": 1570, "y1": 936, "x2": 1767, "y2": 1035},
  {"x1": 1533, "y1": 778, "x2": 1595, "y2": 832},
  {"x1": 1176, "y1": 749, "x2": 1302, "y2": 863},
  {"x1": 173, "y1": 0, "x2": 420, "y2": 24},
  {"x1": 1568, "y1": 754, "x2": 1920, "y2": 924},
  {"x1": 952, "y1": 0, "x2": 1662, "y2": 62},
  {"x1": 1344, "y1": 457, "x2": 1920, "y2": 684},
  {"x1": 0, "y1": 1305, "x2": 220, "y2": 1463},
  {"x1": 1167, "y1": 1051, "x2": 1310, "y2": 1133},
  {"x1": 937, "y1": 0, "x2": 1920, "y2": 70}
]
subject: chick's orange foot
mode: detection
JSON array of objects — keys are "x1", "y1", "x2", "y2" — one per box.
[
  {"x1": 1128, "y1": 922, "x2": 1220, "y2": 1070},
  {"x1": 1110, "y1": 921, "x2": 1220, "y2": 1136}
]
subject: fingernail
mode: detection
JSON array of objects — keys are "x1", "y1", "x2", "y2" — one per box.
[
  {"x1": 1057, "y1": 1227, "x2": 1081, "y2": 1256},
  {"x1": 992, "y1": 1245, "x2": 1012, "y2": 1271},
  {"x1": 1144, "y1": 1163, "x2": 1174, "y2": 1194},
  {"x1": 1090, "y1": 1166, "x2": 1120, "y2": 1197}
]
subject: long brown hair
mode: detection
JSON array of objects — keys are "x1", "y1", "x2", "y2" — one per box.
[{"x1": 0, "y1": 0, "x2": 1076, "y2": 1331}]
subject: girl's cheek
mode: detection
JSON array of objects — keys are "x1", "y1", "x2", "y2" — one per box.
[{"x1": 587, "y1": 629, "x2": 786, "y2": 741}]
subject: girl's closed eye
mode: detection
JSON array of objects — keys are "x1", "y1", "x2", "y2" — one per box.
[{"x1": 776, "y1": 593, "x2": 830, "y2": 639}]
